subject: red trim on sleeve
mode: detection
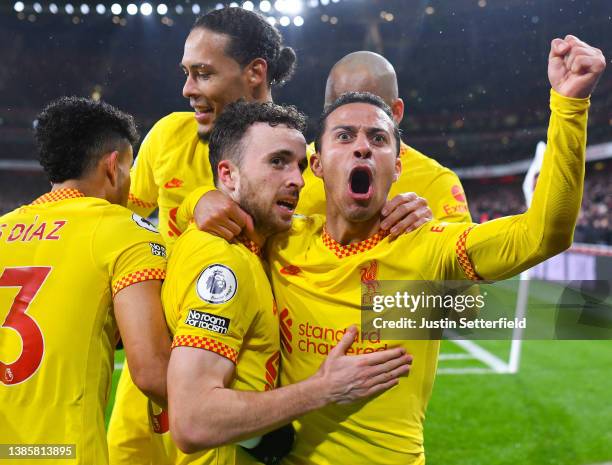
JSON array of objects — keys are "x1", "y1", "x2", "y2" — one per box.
[
  {"x1": 455, "y1": 226, "x2": 482, "y2": 281},
  {"x1": 112, "y1": 268, "x2": 166, "y2": 297},
  {"x1": 172, "y1": 334, "x2": 238, "y2": 364}
]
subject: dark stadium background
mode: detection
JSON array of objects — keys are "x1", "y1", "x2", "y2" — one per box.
[{"x1": 1, "y1": 2, "x2": 611, "y2": 464}]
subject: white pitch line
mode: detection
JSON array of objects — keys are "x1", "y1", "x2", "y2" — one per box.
[{"x1": 446, "y1": 333, "x2": 511, "y2": 373}]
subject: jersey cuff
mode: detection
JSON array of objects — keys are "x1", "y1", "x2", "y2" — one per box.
[
  {"x1": 455, "y1": 226, "x2": 481, "y2": 281},
  {"x1": 172, "y1": 334, "x2": 238, "y2": 364},
  {"x1": 112, "y1": 268, "x2": 166, "y2": 297},
  {"x1": 128, "y1": 192, "x2": 157, "y2": 209}
]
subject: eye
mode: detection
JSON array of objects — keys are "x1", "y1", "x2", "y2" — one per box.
[
  {"x1": 337, "y1": 131, "x2": 352, "y2": 141},
  {"x1": 271, "y1": 157, "x2": 284, "y2": 167},
  {"x1": 196, "y1": 72, "x2": 210, "y2": 80},
  {"x1": 372, "y1": 133, "x2": 387, "y2": 144}
]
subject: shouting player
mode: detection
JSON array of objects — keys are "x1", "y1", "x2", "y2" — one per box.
[
  {"x1": 0, "y1": 97, "x2": 170, "y2": 465},
  {"x1": 266, "y1": 35, "x2": 605, "y2": 464},
  {"x1": 156, "y1": 102, "x2": 412, "y2": 465}
]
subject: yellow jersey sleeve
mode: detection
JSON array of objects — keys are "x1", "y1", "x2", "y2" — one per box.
[
  {"x1": 460, "y1": 90, "x2": 588, "y2": 280},
  {"x1": 418, "y1": 169, "x2": 471, "y2": 223},
  {"x1": 167, "y1": 232, "x2": 259, "y2": 364},
  {"x1": 128, "y1": 128, "x2": 159, "y2": 217},
  {"x1": 91, "y1": 208, "x2": 167, "y2": 297}
]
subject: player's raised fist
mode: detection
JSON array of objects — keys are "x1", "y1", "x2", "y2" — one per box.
[{"x1": 548, "y1": 35, "x2": 606, "y2": 99}]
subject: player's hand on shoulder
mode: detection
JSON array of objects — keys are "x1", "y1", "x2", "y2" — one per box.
[
  {"x1": 313, "y1": 326, "x2": 412, "y2": 405},
  {"x1": 548, "y1": 35, "x2": 606, "y2": 99},
  {"x1": 194, "y1": 190, "x2": 255, "y2": 241},
  {"x1": 381, "y1": 192, "x2": 432, "y2": 241}
]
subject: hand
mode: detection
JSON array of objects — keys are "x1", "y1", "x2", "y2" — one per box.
[
  {"x1": 313, "y1": 326, "x2": 412, "y2": 405},
  {"x1": 193, "y1": 190, "x2": 254, "y2": 241},
  {"x1": 548, "y1": 35, "x2": 606, "y2": 99},
  {"x1": 380, "y1": 193, "x2": 432, "y2": 241}
]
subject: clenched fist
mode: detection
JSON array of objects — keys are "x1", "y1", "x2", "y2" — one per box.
[{"x1": 548, "y1": 35, "x2": 606, "y2": 99}]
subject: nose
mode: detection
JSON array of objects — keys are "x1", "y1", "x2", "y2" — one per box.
[
  {"x1": 353, "y1": 132, "x2": 372, "y2": 160},
  {"x1": 182, "y1": 73, "x2": 198, "y2": 100},
  {"x1": 287, "y1": 164, "x2": 305, "y2": 191}
]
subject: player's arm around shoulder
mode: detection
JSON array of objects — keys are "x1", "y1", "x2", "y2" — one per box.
[{"x1": 95, "y1": 206, "x2": 170, "y2": 406}]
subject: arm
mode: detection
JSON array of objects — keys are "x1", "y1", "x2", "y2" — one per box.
[
  {"x1": 114, "y1": 279, "x2": 170, "y2": 408},
  {"x1": 168, "y1": 327, "x2": 411, "y2": 454},
  {"x1": 462, "y1": 36, "x2": 605, "y2": 280}
]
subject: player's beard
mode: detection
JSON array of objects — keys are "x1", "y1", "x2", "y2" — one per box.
[{"x1": 237, "y1": 177, "x2": 287, "y2": 239}]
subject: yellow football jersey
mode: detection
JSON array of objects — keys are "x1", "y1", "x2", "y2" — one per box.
[
  {"x1": 153, "y1": 225, "x2": 280, "y2": 465},
  {"x1": 296, "y1": 141, "x2": 472, "y2": 222},
  {"x1": 0, "y1": 189, "x2": 166, "y2": 465},
  {"x1": 268, "y1": 90, "x2": 587, "y2": 465},
  {"x1": 127, "y1": 112, "x2": 214, "y2": 250}
]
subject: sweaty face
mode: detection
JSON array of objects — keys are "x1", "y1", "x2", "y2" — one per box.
[
  {"x1": 316, "y1": 103, "x2": 400, "y2": 223},
  {"x1": 234, "y1": 123, "x2": 307, "y2": 237},
  {"x1": 181, "y1": 28, "x2": 253, "y2": 140}
]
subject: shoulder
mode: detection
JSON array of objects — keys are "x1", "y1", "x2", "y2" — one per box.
[
  {"x1": 98, "y1": 205, "x2": 163, "y2": 243},
  {"x1": 400, "y1": 142, "x2": 455, "y2": 177},
  {"x1": 267, "y1": 214, "x2": 324, "y2": 257}
]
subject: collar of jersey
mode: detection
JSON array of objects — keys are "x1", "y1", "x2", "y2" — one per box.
[
  {"x1": 236, "y1": 235, "x2": 263, "y2": 257},
  {"x1": 321, "y1": 225, "x2": 389, "y2": 259},
  {"x1": 31, "y1": 188, "x2": 85, "y2": 205}
]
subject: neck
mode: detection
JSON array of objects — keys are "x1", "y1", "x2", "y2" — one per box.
[
  {"x1": 253, "y1": 86, "x2": 273, "y2": 103},
  {"x1": 324, "y1": 206, "x2": 382, "y2": 245},
  {"x1": 51, "y1": 180, "x2": 104, "y2": 199}
]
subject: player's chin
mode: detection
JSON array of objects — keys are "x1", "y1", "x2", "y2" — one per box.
[{"x1": 197, "y1": 123, "x2": 213, "y2": 142}]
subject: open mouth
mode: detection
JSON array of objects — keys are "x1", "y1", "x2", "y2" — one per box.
[
  {"x1": 276, "y1": 198, "x2": 297, "y2": 214},
  {"x1": 348, "y1": 166, "x2": 373, "y2": 198}
]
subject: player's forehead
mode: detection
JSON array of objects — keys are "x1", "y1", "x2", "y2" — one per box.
[
  {"x1": 242, "y1": 122, "x2": 306, "y2": 157},
  {"x1": 325, "y1": 102, "x2": 394, "y2": 135},
  {"x1": 181, "y1": 27, "x2": 236, "y2": 69}
]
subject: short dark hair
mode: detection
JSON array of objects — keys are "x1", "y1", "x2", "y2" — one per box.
[
  {"x1": 314, "y1": 91, "x2": 401, "y2": 157},
  {"x1": 35, "y1": 96, "x2": 139, "y2": 183},
  {"x1": 209, "y1": 101, "x2": 307, "y2": 185},
  {"x1": 193, "y1": 8, "x2": 296, "y2": 86}
]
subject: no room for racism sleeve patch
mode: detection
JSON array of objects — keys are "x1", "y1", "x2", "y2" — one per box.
[{"x1": 184, "y1": 309, "x2": 230, "y2": 334}]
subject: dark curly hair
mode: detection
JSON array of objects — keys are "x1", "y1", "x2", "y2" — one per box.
[
  {"x1": 314, "y1": 91, "x2": 401, "y2": 157},
  {"x1": 34, "y1": 96, "x2": 139, "y2": 183},
  {"x1": 209, "y1": 101, "x2": 307, "y2": 185},
  {"x1": 193, "y1": 8, "x2": 296, "y2": 86}
]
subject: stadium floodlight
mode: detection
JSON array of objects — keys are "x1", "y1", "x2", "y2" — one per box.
[
  {"x1": 307, "y1": 0, "x2": 318, "y2": 7},
  {"x1": 331, "y1": 0, "x2": 339, "y2": 3},
  {"x1": 266, "y1": 16, "x2": 276, "y2": 25},
  {"x1": 243, "y1": 1, "x2": 254, "y2": 10},
  {"x1": 157, "y1": 3, "x2": 168, "y2": 15},
  {"x1": 110, "y1": 3, "x2": 121, "y2": 14},
  {"x1": 96, "y1": 4, "x2": 105, "y2": 14},
  {"x1": 279, "y1": 15, "x2": 290, "y2": 26},
  {"x1": 80, "y1": 4, "x2": 90, "y2": 14},
  {"x1": 140, "y1": 2, "x2": 153, "y2": 15},
  {"x1": 215, "y1": 3, "x2": 224, "y2": 9},
  {"x1": 175, "y1": 5, "x2": 184, "y2": 14},
  {"x1": 33, "y1": 3, "x2": 43, "y2": 13},
  {"x1": 49, "y1": 3, "x2": 59, "y2": 13},
  {"x1": 126, "y1": 3, "x2": 138, "y2": 15},
  {"x1": 65, "y1": 3, "x2": 75, "y2": 14},
  {"x1": 259, "y1": 0, "x2": 271, "y2": 12},
  {"x1": 320, "y1": 0, "x2": 329, "y2": 5},
  {"x1": 14, "y1": 2, "x2": 25, "y2": 13},
  {"x1": 293, "y1": 15, "x2": 304, "y2": 26},
  {"x1": 192, "y1": 3, "x2": 201, "y2": 14},
  {"x1": 229, "y1": 2, "x2": 239, "y2": 7}
]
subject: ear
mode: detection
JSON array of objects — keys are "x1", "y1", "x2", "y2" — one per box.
[
  {"x1": 310, "y1": 151, "x2": 324, "y2": 179},
  {"x1": 245, "y1": 58, "x2": 268, "y2": 89},
  {"x1": 217, "y1": 160, "x2": 239, "y2": 191},
  {"x1": 393, "y1": 156, "x2": 402, "y2": 183},
  {"x1": 391, "y1": 98, "x2": 404, "y2": 124},
  {"x1": 104, "y1": 151, "x2": 120, "y2": 187}
]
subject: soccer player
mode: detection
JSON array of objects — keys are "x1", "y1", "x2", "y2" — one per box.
[
  {"x1": 156, "y1": 101, "x2": 412, "y2": 465},
  {"x1": 296, "y1": 51, "x2": 471, "y2": 227},
  {"x1": 0, "y1": 97, "x2": 170, "y2": 465},
  {"x1": 265, "y1": 36, "x2": 605, "y2": 464}
]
